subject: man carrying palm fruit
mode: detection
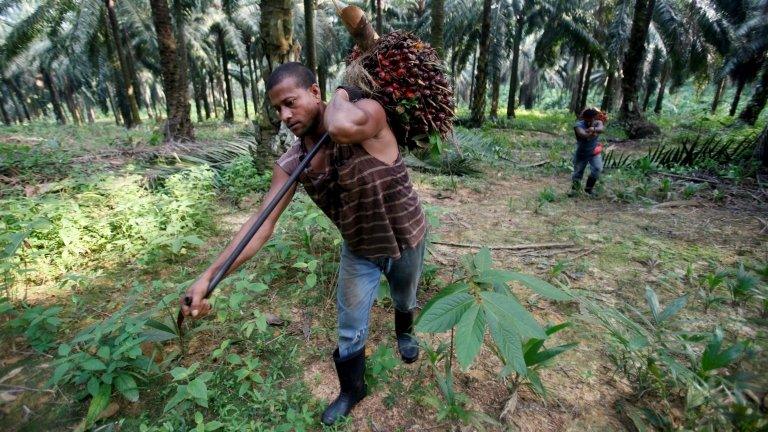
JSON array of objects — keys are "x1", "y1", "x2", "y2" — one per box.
[{"x1": 180, "y1": 62, "x2": 426, "y2": 425}]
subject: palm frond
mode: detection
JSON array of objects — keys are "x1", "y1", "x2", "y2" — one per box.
[{"x1": 1, "y1": 0, "x2": 72, "y2": 61}]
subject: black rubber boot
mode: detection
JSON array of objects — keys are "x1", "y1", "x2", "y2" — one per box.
[
  {"x1": 585, "y1": 176, "x2": 597, "y2": 195},
  {"x1": 321, "y1": 347, "x2": 367, "y2": 426},
  {"x1": 395, "y1": 309, "x2": 419, "y2": 363},
  {"x1": 568, "y1": 180, "x2": 581, "y2": 197}
]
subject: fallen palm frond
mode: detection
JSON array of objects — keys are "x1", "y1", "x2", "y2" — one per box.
[{"x1": 604, "y1": 133, "x2": 756, "y2": 170}]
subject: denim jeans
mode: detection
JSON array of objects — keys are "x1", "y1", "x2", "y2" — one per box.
[
  {"x1": 572, "y1": 153, "x2": 603, "y2": 181},
  {"x1": 336, "y1": 238, "x2": 426, "y2": 360}
]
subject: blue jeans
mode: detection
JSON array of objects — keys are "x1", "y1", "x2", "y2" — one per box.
[
  {"x1": 336, "y1": 239, "x2": 426, "y2": 360},
  {"x1": 572, "y1": 153, "x2": 603, "y2": 181}
]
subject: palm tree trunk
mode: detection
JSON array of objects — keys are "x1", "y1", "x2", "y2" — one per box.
[
  {"x1": 172, "y1": 0, "x2": 191, "y2": 113},
  {"x1": 469, "y1": 0, "x2": 493, "y2": 126},
  {"x1": 85, "y1": 97, "x2": 95, "y2": 124},
  {"x1": 41, "y1": 67, "x2": 66, "y2": 125},
  {"x1": 304, "y1": 0, "x2": 317, "y2": 77},
  {"x1": 468, "y1": 46, "x2": 477, "y2": 105},
  {"x1": 729, "y1": 78, "x2": 746, "y2": 116},
  {"x1": 642, "y1": 49, "x2": 663, "y2": 112},
  {"x1": 193, "y1": 74, "x2": 203, "y2": 123},
  {"x1": 217, "y1": 28, "x2": 235, "y2": 123},
  {"x1": 239, "y1": 61, "x2": 249, "y2": 119},
  {"x1": 10, "y1": 96, "x2": 23, "y2": 124},
  {"x1": 506, "y1": 16, "x2": 524, "y2": 118},
  {"x1": 619, "y1": 0, "x2": 656, "y2": 120},
  {"x1": 571, "y1": 54, "x2": 588, "y2": 114},
  {"x1": 149, "y1": 0, "x2": 195, "y2": 141},
  {"x1": 62, "y1": 77, "x2": 82, "y2": 125},
  {"x1": 246, "y1": 42, "x2": 260, "y2": 116},
  {"x1": 0, "y1": 93, "x2": 11, "y2": 126},
  {"x1": 489, "y1": 67, "x2": 501, "y2": 119},
  {"x1": 103, "y1": 13, "x2": 134, "y2": 127},
  {"x1": 318, "y1": 64, "x2": 327, "y2": 101},
  {"x1": 150, "y1": 82, "x2": 161, "y2": 120},
  {"x1": 201, "y1": 68, "x2": 211, "y2": 119},
  {"x1": 107, "y1": 84, "x2": 122, "y2": 125},
  {"x1": 654, "y1": 61, "x2": 669, "y2": 114},
  {"x1": 601, "y1": 68, "x2": 616, "y2": 112},
  {"x1": 260, "y1": 0, "x2": 298, "y2": 127},
  {"x1": 104, "y1": 0, "x2": 141, "y2": 126},
  {"x1": 431, "y1": 0, "x2": 445, "y2": 59},
  {"x1": 209, "y1": 71, "x2": 219, "y2": 119},
  {"x1": 4, "y1": 79, "x2": 31, "y2": 122},
  {"x1": 738, "y1": 62, "x2": 768, "y2": 125},
  {"x1": 579, "y1": 55, "x2": 594, "y2": 113},
  {"x1": 122, "y1": 32, "x2": 144, "y2": 111},
  {"x1": 755, "y1": 121, "x2": 768, "y2": 167},
  {"x1": 376, "y1": 0, "x2": 383, "y2": 34},
  {"x1": 710, "y1": 77, "x2": 725, "y2": 114}
]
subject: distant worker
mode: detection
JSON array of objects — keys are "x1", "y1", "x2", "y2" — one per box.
[{"x1": 570, "y1": 108, "x2": 606, "y2": 196}]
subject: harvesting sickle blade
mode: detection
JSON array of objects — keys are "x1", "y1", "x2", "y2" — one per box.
[{"x1": 176, "y1": 132, "x2": 331, "y2": 334}]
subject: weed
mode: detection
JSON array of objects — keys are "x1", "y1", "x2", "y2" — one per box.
[{"x1": 3, "y1": 301, "x2": 62, "y2": 351}]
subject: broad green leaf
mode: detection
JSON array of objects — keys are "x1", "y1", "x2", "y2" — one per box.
[
  {"x1": 205, "y1": 421, "x2": 224, "y2": 431},
  {"x1": 57, "y1": 343, "x2": 71, "y2": 356},
  {"x1": 115, "y1": 374, "x2": 139, "y2": 402},
  {"x1": 485, "y1": 310, "x2": 526, "y2": 375},
  {"x1": 701, "y1": 328, "x2": 745, "y2": 372},
  {"x1": 473, "y1": 248, "x2": 493, "y2": 273},
  {"x1": 415, "y1": 291, "x2": 474, "y2": 333},
  {"x1": 526, "y1": 343, "x2": 578, "y2": 367},
  {"x1": 163, "y1": 385, "x2": 188, "y2": 413},
  {"x1": 170, "y1": 363, "x2": 198, "y2": 381},
  {"x1": 96, "y1": 346, "x2": 110, "y2": 361},
  {"x1": 187, "y1": 377, "x2": 209, "y2": 405},
  {"x1": 644, "y1": 287, "x2": 661, "y2": 324},
  {"x1": 505, "y1": 272, "x2": 571, "y2": 301},
  {"x1": 527, "y1": 369, "x2": 546, "y2": 396},
  {"x1": 306, "y1": 273, "x2": 317, "y2": 288},
  {"x1": 81, "y1": 358, "x2": 107, "y2": 371},
  {"x1": 480, "y1": 291, "x2": 546, "y2": 339},
  {"x1": 248, "y1": 282, "x2": 268, "y2": 293},
  {"x1": 545, "y1": 322, "x2": 572, "y2": 336},
  {"x1": 659, "y1": 295, "x2": 687, "y2": 322},
  {"x1": 87, "y1": 376, "x2": 100, "y2": 397},
  {"x1": 455, "y1": 303, "x2": 486, "y2": 370},
  {"x1": 84, "y1": 383, "x2": 112, "y2": 428},
  {"x1": 52, "y1": 362, "x2": 72, "y2": 384}
]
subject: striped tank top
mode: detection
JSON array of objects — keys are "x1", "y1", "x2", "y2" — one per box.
[{"x1": 276, "y1": 138, "x2": 426, "y2": 259}]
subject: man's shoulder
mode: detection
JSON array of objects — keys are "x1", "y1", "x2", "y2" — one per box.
[
  {"x1": 275, "y1": 138, "x2": 303, "y2": 172},
  {"x1": 574, "y1": 120, "x2": 586, "y2": 128}
]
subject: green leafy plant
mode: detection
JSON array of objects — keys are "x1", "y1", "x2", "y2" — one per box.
[
  {"x1": 164, "y1": 362, "x2": 214, "y2": 413},
  {"x1": 727, "y1": 263, "x2": 760, "y2": 302},
  {"x1": 50, "y1": 303, "x2": 168, "y2": 428},
  {"x1": 583, "y1": 286, "x2": 761, "y2": 430},
  {"x1": 4, "y1": 302, "x2": 62, "y2": 351},
  {"x1": 218, "y1": 156, "x2": 272, "y2": 203},
  {"x1": 419, "y1": 339, "x2": 499, "y2": 430},
  {"x1": 415, "y1": 248, "x2": 574, "y2": 426},
  {"x1": 699, "y1": 271, "x2": 729, "y2": 312},
  {"x1": 365, "y1": 346, "x2": 399, "y2": 390}
]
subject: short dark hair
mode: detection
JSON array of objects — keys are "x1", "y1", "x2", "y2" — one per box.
[
  {"x1": 580, "y1": 108, "x2": 599, "y2": 120},
  {"x1": 265, "y1": 62, "x2": 316, "y2": 92}
]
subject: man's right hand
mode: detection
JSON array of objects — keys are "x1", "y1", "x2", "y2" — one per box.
[{"x1": 181, "y1": 278, "x2": 212, "y2": 318}]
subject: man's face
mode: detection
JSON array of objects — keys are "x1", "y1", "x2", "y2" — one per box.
[{"x1": 267, "y1": 77, "x2": 322, "y2": 137}]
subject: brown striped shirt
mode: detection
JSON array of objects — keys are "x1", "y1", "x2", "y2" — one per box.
[{"x1": 276, "y1": 138, "x2": 426, "y2": 259}]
